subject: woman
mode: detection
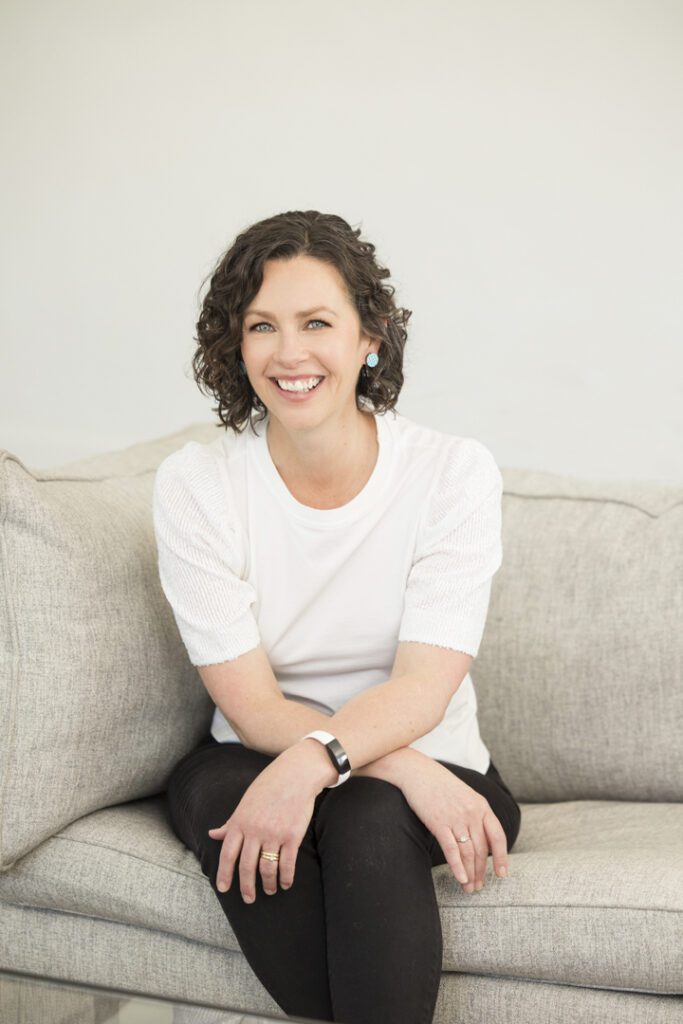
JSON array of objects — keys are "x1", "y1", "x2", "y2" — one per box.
[{"x1": 153, "y1": 210, "x2": 522, "y2": 1024}]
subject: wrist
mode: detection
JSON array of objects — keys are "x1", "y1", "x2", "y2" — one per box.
[
  {"x1": 287, "y1": 736, "x2": 340, "y2": 792},
  {"x1": 352, "y1": 746, "x2": 419, "y2": 788}
]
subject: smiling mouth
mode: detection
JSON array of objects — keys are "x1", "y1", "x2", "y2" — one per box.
[{"x1": 270, "y1": 377, "x2": 326, "y2": 393}]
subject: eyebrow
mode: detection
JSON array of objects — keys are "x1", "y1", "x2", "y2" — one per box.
[{"x1": 244, "y1": 306, "x2": 338, "y2": 320}]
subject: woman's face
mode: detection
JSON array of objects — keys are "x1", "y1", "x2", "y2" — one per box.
[{"x1": 240, "y1": 254, "x2": 379, "y2": 426}]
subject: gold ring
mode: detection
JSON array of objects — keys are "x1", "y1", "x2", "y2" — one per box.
[{"x1": 260, "y1": 851, "x2": 280, "y2": 861}]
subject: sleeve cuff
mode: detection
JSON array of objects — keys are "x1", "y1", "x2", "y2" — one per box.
[
  {"x1": 397, "y1": 608, "x2": 485, "y2": 658},
  {"x1": 184, "y1": 609, "x2": 262, "y2": 667}
]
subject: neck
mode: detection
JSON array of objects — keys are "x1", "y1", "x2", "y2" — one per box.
[{"x1": 266, "y1": 411, "x2": 377, "y2": 497}]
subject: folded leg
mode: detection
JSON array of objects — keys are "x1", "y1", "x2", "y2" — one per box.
[{"x1": 165, "y1": 738, "x2": 334, "y2": 1022}]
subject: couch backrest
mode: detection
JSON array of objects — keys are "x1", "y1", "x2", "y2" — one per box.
[
  {"x1": 1, "y1": 423, "x2": 681, "y2": 868},
  {"x1": 476, "y1": 468, "x2": 683, "y2": 803},
  {"x1": 0, "y1": 423, "x2": 220, "y2": 870}
]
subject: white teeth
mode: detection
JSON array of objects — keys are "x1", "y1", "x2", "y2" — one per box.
[{"x1": 276, "y1": 376, "x2": 323, "y2": 392}]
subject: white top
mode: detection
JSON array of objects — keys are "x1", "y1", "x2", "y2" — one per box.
[{"x1": 152, "y1": 409, "x2": 503, "y2": 773}]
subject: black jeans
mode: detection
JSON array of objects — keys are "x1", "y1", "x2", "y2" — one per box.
[{"x1": 165, "y1": 734, "x2": 522, "y2": 1024}]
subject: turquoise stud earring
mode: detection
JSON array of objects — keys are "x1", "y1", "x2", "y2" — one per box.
[{"x1": 366, "y1": 352, "x2": 379, "y2": 368}]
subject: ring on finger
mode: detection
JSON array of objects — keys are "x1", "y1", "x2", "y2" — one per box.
[{"x1": 260, "y1": 849, "x2": 280, "y2": 895}]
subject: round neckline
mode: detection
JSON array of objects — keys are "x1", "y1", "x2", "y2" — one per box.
[{"x1": 248, "y1": 411, "x2": 395, "y2": 526}]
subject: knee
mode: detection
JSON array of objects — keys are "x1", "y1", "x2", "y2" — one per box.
[
  {"x1": 167, "y1": 746, "x2": 254, "y2": 819},
  {"x1": 506, "y1": 803, "x2": 523, "y2": 853},
  {"x1": 315, "y1": 776, "x2": 427, "y2": 865},
  {"x1": 165, "y1": 754, "x2": 256, "y2": 861}
]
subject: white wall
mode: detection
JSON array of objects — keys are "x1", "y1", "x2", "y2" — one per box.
[{"x1": 1, "y1": 0, "x2": 681, "y2": 481}]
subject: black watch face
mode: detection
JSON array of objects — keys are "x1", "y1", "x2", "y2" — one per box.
[{"x1": 327, "y1": 738, "x2": 350, "y2": 773}]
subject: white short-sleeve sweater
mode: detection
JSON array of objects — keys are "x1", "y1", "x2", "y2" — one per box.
[{"x1": 152, "y1": 409, "x2": 503, "y2": 773}]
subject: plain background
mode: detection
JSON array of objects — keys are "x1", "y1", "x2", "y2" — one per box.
[{"x1": 1, "y1": 0, "x2": 681, "y2": 481}]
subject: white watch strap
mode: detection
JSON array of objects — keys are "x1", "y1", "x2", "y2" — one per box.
[{"x1": 304, "y1": 729, "x2": 336, "y2": 745}]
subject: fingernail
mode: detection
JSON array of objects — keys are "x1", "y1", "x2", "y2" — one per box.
[
  {"x1": 217, "y1": 881, "x2": 227, "y2": 892},
  {"x1": 244, "y1": 895, "x2": 254, "y2": 904},
  {"x1": 499, "y1": 866, "x2": 508, "y2": 877}
]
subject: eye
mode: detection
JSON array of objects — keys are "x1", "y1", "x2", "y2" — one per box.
[{"x1": 248, "y1": 319, "x2": 330, "y2": 332}]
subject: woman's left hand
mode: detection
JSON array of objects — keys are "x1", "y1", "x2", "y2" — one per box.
[
  {"x1": 207, "y1": 745, "x2": 320, "y2": 904},
  {"x1": 397, "y1": 754, "x2": 509, "y2": 893}
]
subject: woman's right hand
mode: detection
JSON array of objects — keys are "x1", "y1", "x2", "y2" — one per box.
[{"x1": 398, "y1": 755, "x2": 509, "y2": 893}]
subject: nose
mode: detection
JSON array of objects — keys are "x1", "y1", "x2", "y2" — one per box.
[{"x1": 273, "y1": 325, "x2": 314, "y2": 366}]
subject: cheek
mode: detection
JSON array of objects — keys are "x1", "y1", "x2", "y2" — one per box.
[{"x1": 240, "y1": 348, "x2": 266, "y2": 372}]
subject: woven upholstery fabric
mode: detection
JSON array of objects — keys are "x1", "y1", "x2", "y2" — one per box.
[
  {"x1": 475, "y1": 469, "x2": 683, "y2": 804},
  {"x1": 0, "y1": 795, "x2": 681, "y2": 996},
  {"x1": 2, "y1": 922, "x2": 681, "y2": 1024},
  {"x1": 0, "y1": 424, "x2": 221, "y2": 870}
]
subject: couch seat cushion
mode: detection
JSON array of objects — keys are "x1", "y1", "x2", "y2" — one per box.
[{"x1": 1, "y1": 797, "x2": 681, "y2": 995}]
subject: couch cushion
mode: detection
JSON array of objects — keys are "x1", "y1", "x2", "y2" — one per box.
[
  {"x1": 475, "y1": 469, "x2": 683, "y2": 803},
  {"x1": 1, "y1": 797, "x2": 681, "y2": 995},
  {"x1": 0, "y1": 424, "x2": 221, "y2": 870}
]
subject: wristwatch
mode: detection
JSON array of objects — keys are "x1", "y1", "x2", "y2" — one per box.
[{"x1": 301, "y1": 730, "x2": 352, "y2": 788}]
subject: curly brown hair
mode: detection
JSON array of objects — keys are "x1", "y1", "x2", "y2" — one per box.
[{"x1": 190, "y1": 210, "x2": 412, "y2": 435}]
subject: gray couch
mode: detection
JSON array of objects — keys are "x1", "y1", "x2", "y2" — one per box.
[{"x1": 1, "y1": 421, "x2": 682, "y2": 1024}]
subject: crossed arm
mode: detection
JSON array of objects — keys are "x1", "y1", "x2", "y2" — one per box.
[{"x1": 197, "y1": 640, "x2": 474, "y2": 793}]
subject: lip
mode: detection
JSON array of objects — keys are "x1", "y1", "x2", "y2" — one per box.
[{"x1": 269, "y1": 376, "x2": 326, "y2": 402}]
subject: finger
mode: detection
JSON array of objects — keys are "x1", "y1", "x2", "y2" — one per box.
[
  {"x1": 208, "y1": 823, "x2": 228, "y2": 837},
  {"x1": 455, "y1": 826, "x2": 476, "y2": 890},
  {"x1": 239, "y1": 837, "x2": 263, "y2": 904},
  {"x1": 277, "y1": 839, "x2": 298, "y2": 891},
  {"x1": 433, "y1": 826, "x2": 469, "y2": 885},
  {"x1": 258, "y1": 841, "x2": 281, "y2": 895},
  {"x1": 216, "y1": 830, "x2": 243, "y2": 893},
  {"x1": 483, "y1": 809, "x2": 510, "y2": 878},
  {"x1": 467, "y1": 821, "x2": 489, "y2": 890}
]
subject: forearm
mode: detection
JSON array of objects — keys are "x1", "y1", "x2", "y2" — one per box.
[
  {"x1": 240, "y1": 696, "x2": 409, "y2": 783},
  {"x1": 239, "y1": 697, "x2": 341, "y2": 757},
  {"x1": 239, "y1": 679, "x2": 440, "y2": 791},
  {"x1": 326, "y1": 676, "x2": 439, "y2": 771}
]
